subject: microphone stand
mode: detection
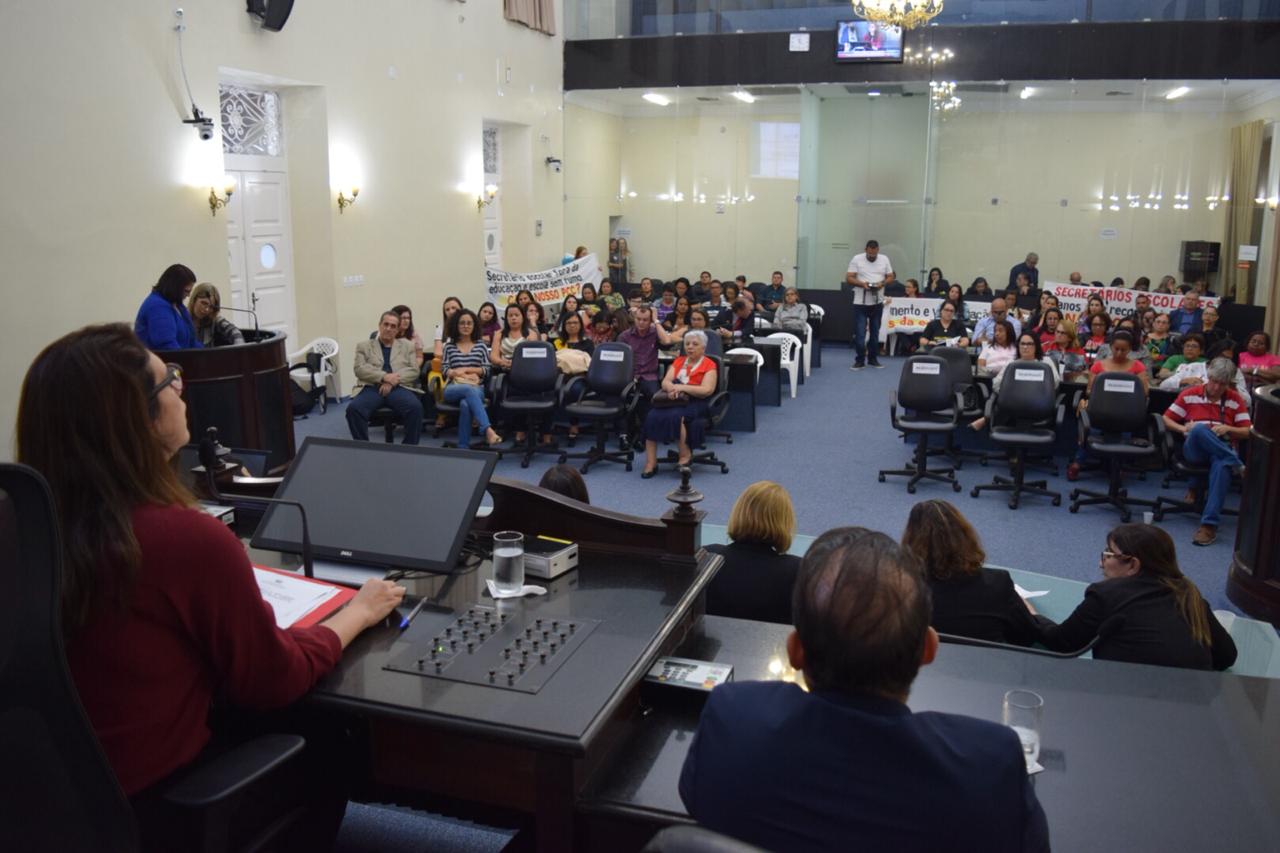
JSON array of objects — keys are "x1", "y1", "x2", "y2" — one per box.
[
  {"x1": 219, "y1": 305, "x2": 260, "y2": 338},
  {"x1": 198, "y1": 428, "x2": 314, "y2": 578}
]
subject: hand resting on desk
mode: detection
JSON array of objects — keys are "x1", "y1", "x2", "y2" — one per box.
[{"x1": 322, "y1": 579, "x2": 406, "y2": 648}]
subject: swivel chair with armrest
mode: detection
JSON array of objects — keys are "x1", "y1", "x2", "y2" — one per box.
[
  {"x1": 1150, "y1": 418, "x2": 1241, "y2": 522},
  {"x1": 1069, "y1": 371, "x2": 1160, "y2": 522},
  {"x1": 497, "y1": 340, "x2": 563, "y2": 468},
  {"x1": 970, "y1": 360, "x2": 1063, "y2": 509},
  {"x1": 878, "y1": 356, "x2": 965, "y2": 494},
  {"x1": 560, "y1": 343, "x2": 637, "y2": 473},
  {"x1": 930, "y1": 345, "x2": 994, "y2": 468},
  {"x1": 0, "y1": 463, "x2": 309, "y2": 853},
  {"x1": 663, "y1": 353, "x2": 732, "y2": 474}
]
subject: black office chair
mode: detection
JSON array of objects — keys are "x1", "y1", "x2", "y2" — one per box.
[
  {"x1": 560, "y1": 343, "x2": 637, "y2": 473},
  {"x1": 878, "y1": 356, "x2": 964, "y2": 494},
  {"x1": 970, "y1": 360, "x2": 1063, "y2": 509},
  {"x1": 289, "y1": 350, "x2": 327, "y2": 417},
  {"x1": 642, "y1": 824, "x2": 767, "y2": 853},
  {"x1": 662, "y1": 353, "x2": 731, "y2": 474},
  {"x1": 1069, "y1": 372, "x2": 1160, "y2": 522},
  {"x1": 0, "y1": 463, "x2": 309, "y2": 853},
  {"x1": 930, "y1": 345, "x2": 993, "y2": 468},
  {"x1": 497, "y1": 340, "x2": 563, "y2": 468},
  {"x1": 1151, "y1": 419, "x2": 1241, "y2": 521}
]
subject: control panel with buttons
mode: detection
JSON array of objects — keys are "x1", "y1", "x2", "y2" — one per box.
[{"x1": 383, "y1": 604, "x2": 600, "y2": 694}]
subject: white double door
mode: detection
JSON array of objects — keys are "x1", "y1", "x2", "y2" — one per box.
[{"x1": 224, "y1": 169, "x2": 297, "y2": 345}]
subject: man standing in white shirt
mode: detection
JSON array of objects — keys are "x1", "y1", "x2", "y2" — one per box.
[{"x1": 846, "y1": 239, "x2": 893, "y2": 368}]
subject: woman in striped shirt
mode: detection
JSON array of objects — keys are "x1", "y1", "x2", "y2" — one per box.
[{"x1": 443, "y1": 309, "x2": 502, "y2": 448}]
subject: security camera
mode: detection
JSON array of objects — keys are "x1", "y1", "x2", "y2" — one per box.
[
  {"x1": 545, "y1": 157, "x2": 562, "y2": 173},
  {"x1": 183, "y1": 107, "x2": 216, "y2": 142}
]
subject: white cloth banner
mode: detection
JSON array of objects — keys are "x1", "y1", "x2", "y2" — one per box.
[
  {"x1": 485, "y1": 254, "x2": 603, "y2": 307},
  {"x1": 880, "y1": 297, "x2": 991, "y2": 342},
  {"x1": 1041, "y1": 281, "x2": 1219, "y2": 323}
]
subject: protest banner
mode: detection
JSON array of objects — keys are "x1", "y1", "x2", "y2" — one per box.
[
  {"x1": 485, "y1": 254, "x2": 603, "y2": 308},
  {"x1": 1042, "y1": 281, "x2": 1218, "y2": 324},
  {"x1": 879, "y1": 297, "x2": 991, "y2": 343}
]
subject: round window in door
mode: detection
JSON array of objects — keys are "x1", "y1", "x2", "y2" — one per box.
[{"x1": 260, "y1": 243, "x2": 278, "y2": 270}]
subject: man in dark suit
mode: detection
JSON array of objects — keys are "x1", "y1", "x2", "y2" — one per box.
[
  {"x1": 1008, "y1": 251, "x2": 1040, "y2": 290},
  {"x1": 679, "y1": 527, "x2": 1050, "y2": 853}
]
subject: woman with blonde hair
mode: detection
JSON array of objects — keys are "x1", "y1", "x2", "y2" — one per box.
[
  {"x1": 187, "y1": 283, "x2": 245, "y2": 347},
  {"x1": 901, "y1": 500, "x2": 1040, "y2": 646},
  {"x1": 705, "y1": 482, "x2": 799, "y2": 625}
]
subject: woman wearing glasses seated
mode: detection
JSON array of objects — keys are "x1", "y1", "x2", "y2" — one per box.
[
  {"x1": 16, "y1": 324, "x2": 405, "y2": 841},
  {"x1": 1035, "y1": 524, "x2": 1236, "y2": 670}
]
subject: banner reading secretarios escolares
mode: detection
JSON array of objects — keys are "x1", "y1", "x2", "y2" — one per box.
[{"x1": 484, "y1": 253, "x2": 603, "y2": 308}]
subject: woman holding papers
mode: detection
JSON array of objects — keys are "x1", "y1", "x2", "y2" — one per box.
[{"x1": 16, "y1": 323, "x2": 405, "y2": 841}]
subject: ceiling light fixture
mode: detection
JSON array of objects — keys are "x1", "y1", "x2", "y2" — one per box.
[
  {"x1": 852, "y1": 0, "x2": 943, "y2": 30},
  {"x1": 1019, "y1": 87, "x2": 1035, "y2": 100},
  {"x1": 1165, "y1": 86, "x2": 1190, "y2": 100},
  {"x1": 730, "y1": 90, "x2": 756, "y2": 104},
  {"x1": 642, "y1": 92, "x2": 672, "y2": 106}
]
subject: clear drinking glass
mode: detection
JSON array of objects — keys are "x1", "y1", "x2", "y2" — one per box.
[
  {"x1": 492, "y1": 531, "x2": 525, "y2": 595},
  {"x1": 1002, "y1": 689, "x2": 1044, "y2": 766}
]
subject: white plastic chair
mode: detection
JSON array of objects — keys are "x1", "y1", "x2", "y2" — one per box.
[
  {"x1": 799, "y1": 320, "x2": 813, "y2": 378},
  {"x1": 807, "y1": 303, "x2": 825, "y2": 320},
  {"x1": 765, "y1": 332, "x2": 802, "y2": 399},
  {"x1": 288, "y1": 337, "x2": 341, "y2": 403},
  {"x1": 725, "y1": 348, "x2": 764, "y2": 385}
]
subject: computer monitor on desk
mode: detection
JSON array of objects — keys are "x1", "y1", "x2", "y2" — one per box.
[{"x1": 251, "y1": 438, "x2": 497, "y2": 579}]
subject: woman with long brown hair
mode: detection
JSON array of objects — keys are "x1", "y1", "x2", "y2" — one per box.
[
  {"x1": 900, "y1": 500, "x2": 1040, "y2": 646},
  {"x1": 16, "y1": 324, "x2": 404, "y2": 815},
  {"x1": 1036, "y1": 523, "x2": 1236, "y2": 670}
]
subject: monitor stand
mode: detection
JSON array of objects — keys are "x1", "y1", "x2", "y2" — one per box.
[{"x1": 310, "y1": 560, "x2": 390, "y2": 587}]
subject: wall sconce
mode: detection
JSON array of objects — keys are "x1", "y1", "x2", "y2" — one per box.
[
  {"x1": 208, "y1": 178, "x2": 235, "y2": 216},
  {"x1": 477, "y1": 183, "x2": 498, "y2": 211},
  {"x1": 337, "y1": 188, "x2": 359, "y2": 213}
]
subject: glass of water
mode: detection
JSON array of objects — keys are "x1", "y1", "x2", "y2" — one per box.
[
  {"x1": 492, "y1": 531, "x2": 525, "y2": 595},
  {"x1": 1002, "y1": 689, "x2": 1044, "y2": 767}
]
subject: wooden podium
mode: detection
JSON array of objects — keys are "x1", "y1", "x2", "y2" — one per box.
[
  {"x1": 1229, "y1": 384, "x2": 1280, "y2": 626},
  {"x1": 167, "y1": 330, "x2": 295, "y2": 472}
]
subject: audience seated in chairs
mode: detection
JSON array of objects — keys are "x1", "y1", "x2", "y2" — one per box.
[
  {"x1": 346, "y1": 310, "x2": 425, "y2": 445},
  {"x1": 679, "y1": 526, "x2": 1049, "y2": 853},
  {"x1": 14, "y1": 323, "x2": 406, "y2": 848},
  {"x1": 1240, "y1": 330, "x2": 1280, "y2": 385},
  {"x1": 972, "y1": 297, "x2": 1020, "y2": 345},
  {"x1": 640, "y1": 330, "x2": 718, "y2": 478},
  {"x1": 1143, "y1": 312, "x2": 1172, "y2": 370},
  {"x1": 1160, "y1": 357, "x2": 1251, "y2": 547},
  {"x1": 586, "y1": 309, "x2": 616, "y2": 346},
  {"x1": 598, "y1": 278, "x2": 625, "y2": 313},
  {"x1": 477, "y1": 301, "x2": 501, "y2": 340},
  {"x1": 705, "y1": 482, "x2": 801, "y2": 625},
  {"x1": 1067, "y1": 330, "x2": 1148, "y2": 480},
  {"x1": 771, "y1": 287, "x2": 808, "y2": 335},
  {"x1": 901, "y1": 500, "x2": 1042, "y2": 646},
  {"x1": 1157, "y1": 332, "x2": 1207, "y2": 389},
  {"x1": 1036, "y1": 524, "x2": 1236, "y2": 670},
  {"x1": 442, "y1": 309, "x2": 503, "y2": 449},
  {"x1": 917, "y1": 300, "x2": 969, "y2": 349},
  {"x1": 490, "y1": 302, "x2": 542, "y2": 373},
  {"x1": 430, "y1": 297, "x2": 462, "y2": 364},
  {"x1": 537, "y1": 463, "x2": 590, "y2": 503},
  {"x1": 965, "y1": 276, "x2": 992, "y2": 298},
  {"x1": 621, "y1": 305, "x2": 674, "y2": 414},
  {"x1": 717, "y1": 299, "x2": 756, "y2": 349},
  {"x1": 976, "y1": 320, "x2": 1018, "y2": 375},
  {"x1": 662, "y1": 295, "x2": 694, "y2": 340},
  {"x1": 1045, "y1": 318, "x2": 1086, "y2": 379},
  {"x1": 390, "y1": 303, "x2": 425, "y2": 368}
]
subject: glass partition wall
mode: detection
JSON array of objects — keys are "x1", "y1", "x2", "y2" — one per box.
[{"x1": 566, "y1": 76, "x2": 1280, "y2": 301}]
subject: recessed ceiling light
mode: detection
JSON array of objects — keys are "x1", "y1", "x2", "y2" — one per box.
[
  {"x1": 730, "y1": 90, "x2": 756, "y2": 104},
  {"x1": 643, "y1": 92, "x2": 671, "y2": 106},
  {"x1": 867, "y1": 90, "x2": 881, "y2": 97},
  {"x1": 1019, "y1": 87, "x2": 1035, "y2": 100},
  {"x1": 1165, "y1": 86, "x2": 1190, "y2": 100}
]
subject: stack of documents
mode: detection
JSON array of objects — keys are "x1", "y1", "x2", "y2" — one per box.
[{"x1": 253, "y1": 567, "x2": 342, "y2": 629}]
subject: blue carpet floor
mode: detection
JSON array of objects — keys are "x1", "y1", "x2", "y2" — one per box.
[{"x1": 295, "y1": 344, "x2": 1247, "y2": 613}]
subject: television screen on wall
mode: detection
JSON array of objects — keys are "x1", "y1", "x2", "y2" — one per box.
[{"x1": 836, "y1": 21, "x2": 904, "y2": 62}]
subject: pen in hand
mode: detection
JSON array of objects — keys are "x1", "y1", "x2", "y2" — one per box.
[{"x1": 399, "y1": 596, "x2": 428, "y2": 631}]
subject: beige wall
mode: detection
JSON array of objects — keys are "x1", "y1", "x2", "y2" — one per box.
[
  {"x1": 0, "y1": 0, "x2": 564, "y2": 459},
  {"x1": 564, "y1": 103, "x2": 623, "y2": 270}
]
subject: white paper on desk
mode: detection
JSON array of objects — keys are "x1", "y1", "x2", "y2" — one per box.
[
  {"x1": 253, "y1": 568, "x2": 340, "y2": 629},
  {"x1": 1014, "y1": 584, "x2": 1050, "y2": 600}
]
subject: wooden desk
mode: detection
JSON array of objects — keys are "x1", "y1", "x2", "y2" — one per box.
[
  {"x1": 578, "y1": 616, "x2": 1280, "y2": 852},
  {"x1": 263, "y1": 479, "x2": 720, "y2": 852}
]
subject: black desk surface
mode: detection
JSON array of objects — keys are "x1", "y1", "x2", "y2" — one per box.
[
  {"x1": 289, "y1": 549, "x2": 720, "y2": 756},
  {"x1": 581, "y1": 616, "x2": 1280, "y2": 853}
]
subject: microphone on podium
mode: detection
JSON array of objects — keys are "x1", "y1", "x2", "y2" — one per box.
[
  {"x1": 219, "y1": 304, "x2": 261, "y2": 337},
  {"x1": 198, "y1": 427, "x2": 315, "y2": 578}
]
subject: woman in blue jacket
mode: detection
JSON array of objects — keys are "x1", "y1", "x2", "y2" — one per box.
[{"x1": 134, "y1": 264, "x2": 200, "y2": 350}]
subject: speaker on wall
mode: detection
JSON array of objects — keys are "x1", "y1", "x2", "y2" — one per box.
[{"x1": 246, "y1": 0, "x2": 294, "y2": 32}]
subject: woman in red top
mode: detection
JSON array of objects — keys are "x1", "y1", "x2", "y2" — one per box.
[
  {"x1": 1068, "y1": 329, "x2": 1149, "y2": 479},
  {"x1": 15, "y1": 326, "x2": 404, "y2": 812},
  {"x1": 1082, "y1": 312, "x2": 1111, "y2": 361},
  {"x1": 640, "y1": 330, "x2": 719, "y2": 477}
]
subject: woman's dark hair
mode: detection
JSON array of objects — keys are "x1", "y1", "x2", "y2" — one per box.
[
  {"x1": 689, "y1": 307, "x2": 711, "y2": 327},
  {"x1": 448, "y1": 308, "x2": 482, "y2": 344},
  {"x1": 1017, "y1": 331, "x2": 1044, "y2": 360},
  {"x1": 391, "y1": 303, "x2": 415, "y2": 339},
  {"x1": 477, "y1": 301, "x2": 499, "y2": 327},
  {"x1": 580, "y1": 283, "x2": 597, "y2": 302},
  {"x1": 672, "y1": 295, "x2": 691, "y2": 320},
  {"x1": 153, "y1": 263, "x2": 196, "y2": 303},
  {"x1": 1110, "y1": 329, "x2": 1135, "y2": 350},
  {"x1": 901, "y1": 500, "x2": 985, "y2": 581},
  {"x1": 904, "y1": 278, "x2": 920, "y2": 295},
  {"x1": 1133, "y1": 276, "x2": 1151, "y2": 291},
  {"x1": 440, "y1": 296, "x2": 463, "y2": 330},
  {"x1": 1109, "y1": 277, "x2": 1125, "y2": 288},
  {"x1": 502, "y1": 302, "x2": 526, "y2": 335},
  {"x1": 793, "y1": 527, "x2": 930, "y2": 697},
  {"x1": 1108, "y1": 524, "x2": 1213, "y2": 647},
  {"x1": 560, "y1": 310, "x2": 585, "y2": 341},
  {"x1": 1182, "y1": 332, "x2": 1206, "y2": 352},
  {"x1": 928, "y1": 267, "x2": 943, "y2": 282},
  {"x1": 516, "y1": 289, "x2": 535, "y2": 306},
  {"x1": 17, "y1": 324, "x2": 193, "y2": 635},
  {"x1": 947, "y1": 283, "x2": 963, "y2": 302},
  {"x1": 724, "y1": 282, "x2": 739, "y2": 300},
  {"x1": 1248, "y1": 330, "x2": 1272, "y2": 350},
  {"x1": 1089, "y1": 313, "x2": 1112, "y2": 334},
  {"x1": 1042, "y1": 308, "x2": 1063, "y2": 326},
  {"x1": 556, "y1": 296, "x2": 579, "y2": 333},
  {"x1": 673, "y1": 280, "x2": 689, "y2": 296},
  {"x1": 993, "y1": 320, "x2": 1017, "y2": 347},
  {"x1": 1206, "y1": 339, "x2": 1236, "y2": 363},
  {"x1": 970, "y1": 277, "x2": 989, "y2": 293},
  {"x1": 1088, "y1": 294, "x2": 1107, "y2": 313},
  {"x1": 538, "y1": 464, "x2": 590, "y2": 504}
]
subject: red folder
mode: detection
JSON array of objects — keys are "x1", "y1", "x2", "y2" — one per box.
[{"x1": 253, "y1": 564, "x2": 358, "y2": 628}]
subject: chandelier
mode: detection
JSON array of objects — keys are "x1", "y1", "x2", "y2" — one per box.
[
  {"x1": 929, "y1": 80, "x2": 961, "y2": 112},
  {"x1": 852, "y1": 1, "x2": 944, "y2": 30}
]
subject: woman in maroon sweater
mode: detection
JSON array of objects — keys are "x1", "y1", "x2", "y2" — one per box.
[{"x1": 15, "y1": 326, "x2": 404, "y2": 806}]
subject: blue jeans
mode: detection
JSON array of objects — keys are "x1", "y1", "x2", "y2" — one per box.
[
  {"x1": 443, "y1": 382, "x2": 492, "y2": 447},
  {"x1": 346, "y1": 385, "x2": 423, "y2": 444},
  {"x1": 852, "y1": 303, "x2": 883, "y2": 364},
  {"x1": 1181, "y1": 423, "x2": 1242, "y2": 527}
]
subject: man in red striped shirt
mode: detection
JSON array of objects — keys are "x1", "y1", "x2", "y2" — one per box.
[{"x1": 1162, "y1": 357, "x2": 1251, "y2": 546}]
